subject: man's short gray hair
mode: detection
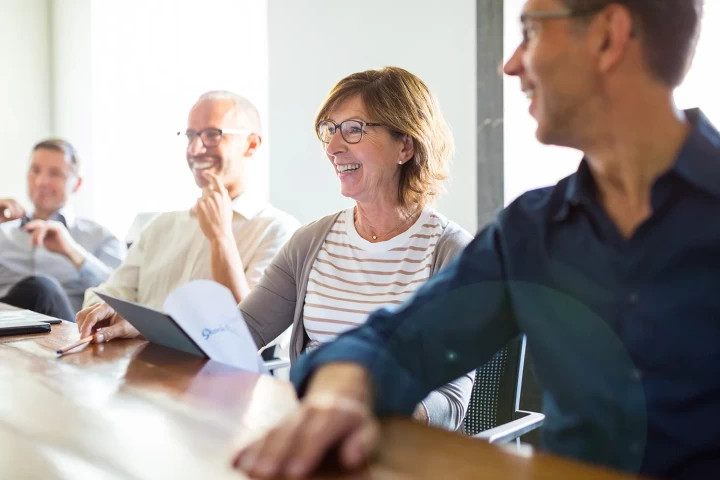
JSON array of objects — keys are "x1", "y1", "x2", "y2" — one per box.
[
  {"x1": 32, "y1": 138, "x2": 80, "y2": 175},
  {"x1": 196, "y1": 90, "x2": 262, "y2": 135}
]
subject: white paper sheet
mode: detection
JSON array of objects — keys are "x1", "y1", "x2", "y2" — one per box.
[
  {"x1": 0, "y1": 310, "x2": 50, "y2": 323},
  {"x1": 163, "y1": 280, "x2": 267, "y2": 374},
  {"x1": 0, "y1": 311, "x2": 27, "y2": 322}
]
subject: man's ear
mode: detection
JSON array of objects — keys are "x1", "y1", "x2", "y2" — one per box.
[
  {"x1": 595, "y1": 3, "x2": 634, "y2": 75},
  {"x1": 72, "y1": 176, "x2": 83, "y2": 194},
  {"x1": 244, "y1": 133, "x2": 263, "y2": 157}
]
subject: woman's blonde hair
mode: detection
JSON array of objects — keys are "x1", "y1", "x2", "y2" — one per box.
[{"x1": 315, "y1": 66, "x2": 454, "y2": 210}]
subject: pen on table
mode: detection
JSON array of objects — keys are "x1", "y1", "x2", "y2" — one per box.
[{"x1": 56, "y1": 331, "x2": 105, "y2": 356}]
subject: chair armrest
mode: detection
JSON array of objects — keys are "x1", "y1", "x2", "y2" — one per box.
[
  {"x1": 263, "y1": 358, "x2": 291, "y2": 372},
  {"x1": 472, "y1": 410, "x2": 545, "y2": 444}
]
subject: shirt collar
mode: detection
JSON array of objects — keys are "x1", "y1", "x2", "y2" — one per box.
[
  {"x1": 231, "y1": 191, "x2": 268, "y2": 220},
  {"x1": 671, "y1": 108, "x2": 720, "y2": 198},
  {"x1": 551, "y1": 160, "x2": 594, "y2": 223},
  {"x1": 54, "y1": 206, "x2": 76, "y2": 228},
  {"x1": 552, "y1": 108, "x2": 720, "y2": 223},
  {"x1": 20, "y1": 205, "x2": 75, "y2": 229}
]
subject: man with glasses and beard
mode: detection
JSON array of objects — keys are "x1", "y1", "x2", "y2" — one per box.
[{"x1": 76, "y1": 91, "x2": 299, "y2": 344}]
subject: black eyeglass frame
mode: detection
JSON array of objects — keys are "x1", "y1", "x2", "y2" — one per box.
[
  {"x1": 316, "y1": 119, "x2": 385, "y2": 145},
  {"x1": 177, "y1": 128, "x2": 251, "y2": 148},
  {"x1": 519, "y1": 4, "x2": 614, "y2": 44}
]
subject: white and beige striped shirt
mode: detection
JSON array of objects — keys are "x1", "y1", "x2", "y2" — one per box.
[{"x1": 304, "y1": 207, "x2": 442, "y2": 348}]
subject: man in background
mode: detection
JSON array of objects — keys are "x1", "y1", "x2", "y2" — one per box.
[
  {"x1": 0, "y1": 139, "x2": 126, "y2": 321},
  {"x1": 77, "y1": 91, "x2": 300, "y2": 345}
]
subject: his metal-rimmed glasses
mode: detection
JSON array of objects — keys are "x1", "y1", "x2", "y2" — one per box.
[
  {"x1": 177, "y1": 128, "x2": 251, "y2": 148},
  {"x1": 520, "y1": 4, "x2": 608, "y2": 45},
  {"x1": 316, "y1": 119, "x2": 385, "y2": 145}
]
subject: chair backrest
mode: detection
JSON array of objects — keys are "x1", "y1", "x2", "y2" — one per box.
[{"x1": 462, "y1": 335, "x2": 525, "y2": 435}]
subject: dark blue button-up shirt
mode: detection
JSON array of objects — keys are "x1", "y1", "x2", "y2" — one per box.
[{"x1": 292, "y1": 109, "x2": 720, "y2": 479}]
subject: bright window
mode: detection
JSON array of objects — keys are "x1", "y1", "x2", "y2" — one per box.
[{"x1": 56, "y1": 0, "x2": 268, "y2": 238}]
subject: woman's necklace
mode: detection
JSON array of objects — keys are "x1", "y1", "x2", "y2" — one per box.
[{"x1": 354, "y1": 206, "x2": 420, "y2": 241}]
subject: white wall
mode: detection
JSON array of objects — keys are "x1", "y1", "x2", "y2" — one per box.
[
  {"x1": 267, "y1": 0, "x2": 478, "y2": 233},
  {"x1": 674, "y1": 0, "x2": 720, "y2": 126},
  {"x1": 51, "y1": 0, "x2": 269, "y2": 238},
  {"x1": 52, "y1": 0, "x2": 94, "y2": 219},
  {"x1": 0, "y1": 0, "x2": 52, "y2": 206}
]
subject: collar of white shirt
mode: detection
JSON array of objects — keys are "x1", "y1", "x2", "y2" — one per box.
[
  {"x1": 20, "y1": 205, "x2": 76, "y2": 229},
  {"x1": 230, "y1": 191, "x2": 268, "y2": 220}
]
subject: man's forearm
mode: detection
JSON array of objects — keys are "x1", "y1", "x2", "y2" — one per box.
[
  {"x1": 210, "y1": 235, "x2": 250, "y2": 303},
  {"x1": 67, "y1": 246, "x2": 87, "y2": 270}
]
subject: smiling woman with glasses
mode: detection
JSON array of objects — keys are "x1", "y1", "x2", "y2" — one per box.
[{"x1": 235, "y1": 66, "x2": 476, "y2": 439}]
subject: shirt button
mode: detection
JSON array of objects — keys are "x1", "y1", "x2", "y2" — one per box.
[
  {"x1": 631, "y1": 369, "x2": 643, "y2": 381},
  {"x1": 627, "y1": 293, "x2": 639, "y2": 305}
]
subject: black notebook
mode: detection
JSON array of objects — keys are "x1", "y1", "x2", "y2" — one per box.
[{"x1": 0, "y1": 319, "x2": 51, "y2": 336}]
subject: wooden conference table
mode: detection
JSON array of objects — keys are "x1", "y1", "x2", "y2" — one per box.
[{"x1": 0, "y1": 303, "x2": 642, "y2": 479}]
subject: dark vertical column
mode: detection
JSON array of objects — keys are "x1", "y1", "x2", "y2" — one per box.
[
  {"x1": 477, "y1": 0, "x2": 544, "y2": 445},
  {"x1": 476, "y1": 0, "x2": 504, "y2": 230}
]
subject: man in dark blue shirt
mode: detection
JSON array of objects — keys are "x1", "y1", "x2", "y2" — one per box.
[{"x1": 234, "y1": 0, "x2": 715, "y2": 478}]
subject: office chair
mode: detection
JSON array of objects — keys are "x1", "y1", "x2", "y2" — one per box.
[{"x1": 462, "y1": 335, "x2": 544, "y2": 444}]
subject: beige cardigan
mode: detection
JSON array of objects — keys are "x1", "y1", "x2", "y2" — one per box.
[{"x1": 241, "y1": 209, "x2": 475, "y2": 429}]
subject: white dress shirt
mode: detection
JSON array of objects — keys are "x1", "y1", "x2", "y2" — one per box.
[
  {"x1": 84, "y1": 192, "x2": 300, "y2": 311},
  {"x1": 0, "y1": 207, "x2": 126, "y2": 312}
]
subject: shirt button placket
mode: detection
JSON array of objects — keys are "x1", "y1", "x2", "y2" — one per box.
[{"x1": 627, "y1": 292, "x2": 639, "y2": 305}]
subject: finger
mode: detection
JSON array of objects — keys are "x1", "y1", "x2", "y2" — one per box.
[
  {"x1": 75, "y1": 306, "x2": 89, "y2": 326},
  {"x1": 236, "y1": 431, "x2": 292, "y2": 479},
  {"x1": 201, "y1": 192, "x2": 219, "y2": 212},
  {"x1": 7, "y1": 200, "x2": 25, "y2": 218},
  {"x1": 201, "y1": 186, "x2": 213, "y2": 198},
  {"x1": 191, "y1": 194, "x2": 207, "y2": 216},
  {"x1": 201, "y1": 198, "x2": 215, "y2": 216},
  {"x1": 93, "y1": 329, "x2": 106, "y2": 344},
  {"x1": 23, "y1": 220, "x2": 43, "y2": 232},
  {"x1": 194, "y1": 199, "x2": 206, "y2": 218},
  {"x1": 282, "y1": 411, "x2": 360, "y2": 478},
  {"x1": 238, "y1": 413, "x2": 307, "y2": 478},
  {"x1": 78, "y1": 303, "x2": 113, "y2": 338},
  {"x1": 13, "y1": 201, "x2": 26, "y2": 218},
  {"x1": 339, "y1": 419, "x2": 380, "y2": 470},
  {"x1": 36, "y1": 228, "x2": 48, "y2": 246},
  {"x1": 204, "y1": 171, "x2": 226, "y2": 193},
  {"x1": 77, "y1": 303, "x2": 104, "y2": 337},
  {"x1": 0, "y1": 198, "x2": 25, "y2": 219},
  {"x1": 98, "y1": 318, "x2": 137, "y2": 343},
  {"x1": 29, "y1": 228, "x2": 46, "y2": 247},
  {"x1": 46, "y1": 221, "x2": 63, "y2": 232}
]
